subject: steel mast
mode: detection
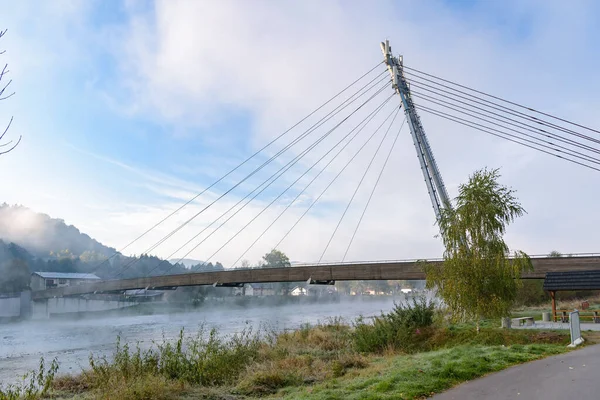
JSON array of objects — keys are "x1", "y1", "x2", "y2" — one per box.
[{"x1": 380, "y1": 40, "x2": 451, "y2": 222}]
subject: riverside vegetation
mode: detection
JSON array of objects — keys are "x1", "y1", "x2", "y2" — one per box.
[{"x1": 0, "y1": 298, "x2": 573, "y2": 400}]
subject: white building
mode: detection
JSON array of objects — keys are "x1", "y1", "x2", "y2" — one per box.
[{"x1": 30, "y1": 272, "x2": 101, "y2": 291}]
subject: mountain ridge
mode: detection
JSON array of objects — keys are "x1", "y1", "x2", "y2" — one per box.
[{"x1": 0, "y1": 203, "x2": 116, "y2": 259}]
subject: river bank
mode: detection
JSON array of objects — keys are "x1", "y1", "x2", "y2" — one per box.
[
  {"x1": 0, "y1": 296, "x2": 405, "y2": 386},
  {"x1": 1, "y1": 298, "x2": 575, "y2": 400}
]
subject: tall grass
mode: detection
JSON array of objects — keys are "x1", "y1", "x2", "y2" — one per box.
[
  {"x1": 0, "y1": 357, "x2": 58, "y2": 400},
  {"x1": 87, "y1": 325, "x2": 261, "y2": 388}
]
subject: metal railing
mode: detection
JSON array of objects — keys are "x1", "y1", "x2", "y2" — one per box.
[
  {"x1": 95, "y1": 252, "x2": 600, "y2": 282},
  {"x1": 291, "y1": 252, "x2": 600, "y2": 268}
]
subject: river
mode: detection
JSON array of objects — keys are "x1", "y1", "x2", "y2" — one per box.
[{"x1": 0, "y1": 295, "x2": 409, "y2": 385}]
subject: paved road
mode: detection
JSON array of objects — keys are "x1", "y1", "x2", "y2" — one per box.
[{"x1": 432, "y1": 344, "x2": 600, "y2": 400}]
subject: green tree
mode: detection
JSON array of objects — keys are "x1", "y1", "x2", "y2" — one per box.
[
  {"x1": 424, "y1": 168, "x2": 532, "y2": 331},
  {"x1": 548, "y1": 250, "x2": 562, "y2": 257},
  {"x1": 335, "y1": 281, "x2": 352, "y2": 295},
  {"x1": 373, "y1": 280, "x2": 391, "y2": 295},
  {"x1": 262, "y1": 249, "x2": 293, "y2": 295},
  {"x1": 262, "y1": 249, "x2": 291, "y2": 268},
  {"x1": 0, "y1": 259, "x2": 30, "y2": 292}
]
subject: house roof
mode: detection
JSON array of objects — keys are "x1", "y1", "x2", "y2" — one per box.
[
  {"x1": 543, "y1": 270, "x2": 600, "y2": 291},
  {"x1": 32, "y1": 272, "x2": 101, "y2": 280}
]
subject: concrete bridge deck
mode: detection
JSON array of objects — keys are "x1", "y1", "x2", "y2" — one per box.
[{"x1": 31, "y1": 255, "x2": 600, "y2": 300}]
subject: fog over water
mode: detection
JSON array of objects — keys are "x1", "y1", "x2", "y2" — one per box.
[{"x1": 0, "y1": 296, "x2": 410, "y2": 385}]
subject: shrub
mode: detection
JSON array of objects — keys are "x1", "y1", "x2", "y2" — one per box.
[{"x1": 353, "y1": 297, "x2": 436, "y2": 353}]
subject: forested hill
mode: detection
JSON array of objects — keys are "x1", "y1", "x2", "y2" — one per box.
[
  {"x1": 0, "y1": 204, "x2": 116, "y2": 259},
  {"x1": 0, "y1": 204, "x2": 226, "y2": 293}
]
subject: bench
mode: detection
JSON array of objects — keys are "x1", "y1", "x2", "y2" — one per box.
[{"x1": 512, "y1": 316, "x2": 535, "y2": 326}]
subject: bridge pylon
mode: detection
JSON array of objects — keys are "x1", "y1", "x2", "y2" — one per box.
[{"x1": 381, "y1": 40, "x2": 451, "y2": 222}]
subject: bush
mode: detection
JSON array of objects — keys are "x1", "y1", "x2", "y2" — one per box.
[
  {"x1": 514, "y1": 280, "x2": 549, "y2": 306},
  {"x1": 87, "y1": 326, "x2": 261, "y2": 389},
  {"x1": 353, "y1": 297, "x2": 436, "y2": 353}
]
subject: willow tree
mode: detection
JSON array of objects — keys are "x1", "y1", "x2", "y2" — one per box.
[{"x1": 424, "y1": 168, "x2": 532, "y2": 331}]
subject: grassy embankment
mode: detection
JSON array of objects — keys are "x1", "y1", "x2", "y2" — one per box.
[{"x1": 1, "y1": 299, "x2": 578, "y2": 400}]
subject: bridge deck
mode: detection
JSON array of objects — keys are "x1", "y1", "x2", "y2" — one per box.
[{"x1": 31, "y1": 256, "x2": 600, "y2": 300}]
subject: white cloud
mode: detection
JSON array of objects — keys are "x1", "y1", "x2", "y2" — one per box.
[
  {"x1": 2, "y1": 0, "x2": 600, "y2": 268},
  {"x1": 102, "y1": 0, "x2": 600, "y2": 262}
]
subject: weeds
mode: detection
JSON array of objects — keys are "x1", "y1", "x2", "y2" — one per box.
[
  {"x1": 87, "y1": 325, "x2": 261, "y2": 390},
  {"x1": 0, "y1": 357, "x2": 58, "y2": 400}
]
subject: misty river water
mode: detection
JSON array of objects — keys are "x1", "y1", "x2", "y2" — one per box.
[{"x1": 0, "y1": 296, "x2": 410, "y2": 385}]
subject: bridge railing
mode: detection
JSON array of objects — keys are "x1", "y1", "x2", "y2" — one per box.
[
  {"x1": 110, "y1": 252, "x2": 600, "y2": 278},
  {"x1": 289, "y1": 252, "x2": 600, "y2": 268}
]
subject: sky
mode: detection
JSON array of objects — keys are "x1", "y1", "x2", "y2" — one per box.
[{"x1": 1, "y1": 0, "x2": 599, "y2": 267}]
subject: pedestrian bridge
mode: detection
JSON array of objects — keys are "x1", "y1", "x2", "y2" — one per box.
[{"x1": 31, "y1": 254, "x2": 600, "y2": 300}]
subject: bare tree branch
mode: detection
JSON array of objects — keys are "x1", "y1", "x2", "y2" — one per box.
[
  {"x1": 0, "y1": 116, "x2": 13, "y2": 142},
  {"x1": 0, "y1": 135, "x2": 20, "y2": 155},
  {"x1": 0, "y1": 28, "x2": 19, "y2": 156}
]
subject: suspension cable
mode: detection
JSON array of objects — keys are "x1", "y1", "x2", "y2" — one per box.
[
  {"x1": 403, "y1": 64, "x2": 600, "y2": 136},
  {"x1": 411, "y1": 94, "x2": 600, "y2": 165},
  {"x1": 112, "y1": 77, "x2": 390, "y2": 278},
  {"x1": 230, "y1": 105, "x2": 404, "y2": 268},
  {"x1": 415, "y1": 103, "x2": 600, "y2": 167},
  {"x1": 89, "y1": 62, "x2": 386, "y2": 275},
  {"x1": 417, "y1": 106, "x2": 600, "y2": 173},
  {"x1": 318, "y1": 107, "x2": 401, "y2": 263},
  {"x1": 404, "y1": 76, "x2": 600, "y2": 148},
  {"x1": 342, "y1": 118, "x2": 406, "y2": 262},
  {"x1": 141, "y1": 87, "x2": 393, "y2": 277},
  {"x1": 202, "y1": 102, "x2": 398, "y2": 265},
  {"x1": 409, "y1": 88, "x2": 600, "y2": 156}
]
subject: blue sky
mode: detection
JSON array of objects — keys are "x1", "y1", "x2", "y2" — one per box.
[{"x1": 1, "y1": 0, "x2": 600, "y2": 267}]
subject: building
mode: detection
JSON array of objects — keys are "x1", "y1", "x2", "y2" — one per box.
[
  {"x1": 245, "y1": 283, "x2": 276, "y2": 296},
  {"x1": 30, "y1": 272, "x2": 101, "y2": 291},
  {"x1": 290, "y1": 286, "x2": 307, "y2": 296}
]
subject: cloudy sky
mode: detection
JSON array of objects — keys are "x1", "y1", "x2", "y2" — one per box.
[{"x1": 1, "y1": 0, "x2": 599, "y2": 267}]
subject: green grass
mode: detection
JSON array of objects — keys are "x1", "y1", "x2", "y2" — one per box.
[{"x1": 278, "y1": 344, "x2": 568, "y2": 400}]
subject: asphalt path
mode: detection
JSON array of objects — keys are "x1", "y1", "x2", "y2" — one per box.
[{"x1": 432, "y1": 344, "x2": 600, "y2": 400}]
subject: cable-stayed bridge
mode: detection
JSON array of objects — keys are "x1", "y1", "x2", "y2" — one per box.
[
  {"x1": 32, "y1": 255, "x2": 600, "y2": 300},
  {"x1": 32, "y1": 40, "x2": 600, "y2": 300}
]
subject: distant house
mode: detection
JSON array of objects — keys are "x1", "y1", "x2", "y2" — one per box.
[
  {"x1": 290, "y1": 286, "x2": 307, "y2": 296},
  {"x1": 246, "y1": 283, "x2": 276, "y2": 296},
  {"x1": 30, "y1": 272, "x2": 101, "y2": 291}
]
